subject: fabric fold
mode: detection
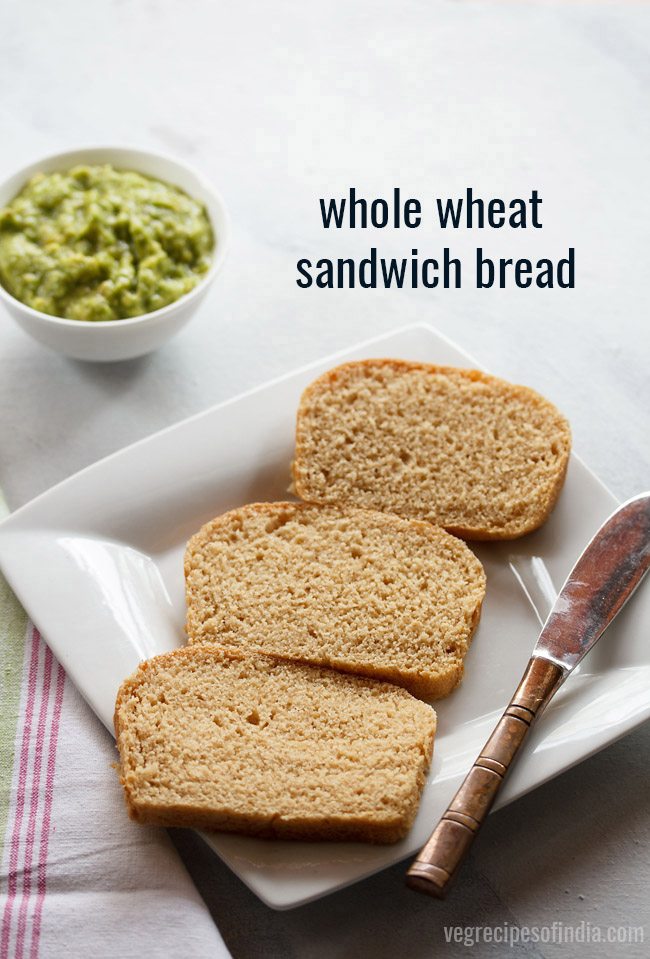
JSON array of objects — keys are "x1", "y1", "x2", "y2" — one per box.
[{"x1": 0, "y1": 496, "x2": 231, "y2": 959}]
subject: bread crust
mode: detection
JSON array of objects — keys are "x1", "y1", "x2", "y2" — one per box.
[{"x1": 293, "y1": 359, "x2": 571, "y2": 540}]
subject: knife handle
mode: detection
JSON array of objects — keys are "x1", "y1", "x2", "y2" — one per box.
[{"x1": 406, "y1": 656, "x2": 564, "y2": 899}]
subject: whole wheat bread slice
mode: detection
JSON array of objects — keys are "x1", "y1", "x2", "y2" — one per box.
[
  {"x1": 185, "y1": 501, "x2": 485, "y2": 699},
  {"x1": 114, "y1": 644, "x2": 436, "y2": 843},
  {"x1": 292, "y1": 359, "x2": 571, "y2": 540}
]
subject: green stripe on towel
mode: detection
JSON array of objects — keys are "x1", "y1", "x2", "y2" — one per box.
[{"x1": 0, "y1": 492, "x2": 27, "y2": 859}]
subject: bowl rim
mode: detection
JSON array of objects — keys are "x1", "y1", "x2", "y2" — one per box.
[{"x1": 0, "y1": 144, "x2": 230, "y2": 330}]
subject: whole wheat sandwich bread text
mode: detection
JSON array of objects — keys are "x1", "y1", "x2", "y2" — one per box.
[
  {"x1": 292, "y1": 359, "x2": 571, "y2": 540},
  {"x1": 185, "y1": 501, "x2": 486, "y2": 699},
  {"x1": 114, "y1": 644, "x2": 436, "y2": 843}
]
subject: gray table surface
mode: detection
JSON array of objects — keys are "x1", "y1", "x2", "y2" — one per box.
[{"x1": 1, "y1": 2, "x2": 649, "y2": 956}]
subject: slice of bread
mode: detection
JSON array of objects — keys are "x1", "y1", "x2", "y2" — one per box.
[
  {"x1": 292, "y1": 359, "x2": 571, "y2": 540},
  {"x1": 185, "y1": 502, "x2": 485, "y2": 699},
  {"x1": 114, "y1": 645, "x2": 436, "y2": 843}
]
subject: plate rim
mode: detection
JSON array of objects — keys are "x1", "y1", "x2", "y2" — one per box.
[
  {"x1": 0, "y1": 321, "x2": 616, "y2": 531},
  {"x1": 1, "y1": 324, "x2": 465, "y2": 529}
]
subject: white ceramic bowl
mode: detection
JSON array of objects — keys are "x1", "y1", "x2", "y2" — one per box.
[{"x1": 0, "y1": 146, "x2": 230, "y2": 362}]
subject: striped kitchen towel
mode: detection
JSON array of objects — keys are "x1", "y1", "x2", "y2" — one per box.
[{"x1": 0, "y1": 494, "x2": 231, "y2": 959}]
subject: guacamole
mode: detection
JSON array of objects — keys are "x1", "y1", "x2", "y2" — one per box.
[{"x1": 0, "y1": 164, "x2": 214, "y2": 321}]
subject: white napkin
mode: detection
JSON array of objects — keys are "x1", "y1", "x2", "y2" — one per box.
[{"x1": 0, "y1": 546, "x2": 232, "y2": 959}]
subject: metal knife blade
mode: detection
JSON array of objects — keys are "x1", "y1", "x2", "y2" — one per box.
[{"x1": 534, "y1": 491, "x2": 650, "y2": 676}]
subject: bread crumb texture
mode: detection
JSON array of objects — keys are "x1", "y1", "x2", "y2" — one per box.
[
  {"x1": 114, "y1": 645, "x2": 436, "y2": 843},
  {"x1": 185, "y1": 502, "x2": 485, "y2": 699},
  {"x1": 292, "y1": 360, "x2": 571, "y2": 539}
]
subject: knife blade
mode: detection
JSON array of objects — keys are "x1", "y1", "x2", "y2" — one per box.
[
  {"x1": 535, "y1": 492, "x2": 650, "y2": 670},
  {"x1": 407, "y1": 491, "x2": 650, "y2": 899}
]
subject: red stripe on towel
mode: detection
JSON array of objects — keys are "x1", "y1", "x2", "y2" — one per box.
[
  {"x1": 14, "y1": 644, "x2": 53, "y2": 959},
  {"x1": 29, "y1": 660, "x2": 65, "y2": 959},
  {"x1": 0, "y1": 627, "x2": 41, "y2": 959}
]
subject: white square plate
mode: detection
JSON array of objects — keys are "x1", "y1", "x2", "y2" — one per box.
[{"x1": 1, "y1": 324, "x2": 649, "y2": 910}]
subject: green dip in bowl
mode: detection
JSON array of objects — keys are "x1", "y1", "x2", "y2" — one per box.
[{"x1": 0, "y1": 164, "x2": 215, "y2": 322}]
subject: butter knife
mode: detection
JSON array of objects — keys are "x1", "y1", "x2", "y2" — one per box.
[{"x1": 407, "y1": 491, "x2": 650, "y2": 899}]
